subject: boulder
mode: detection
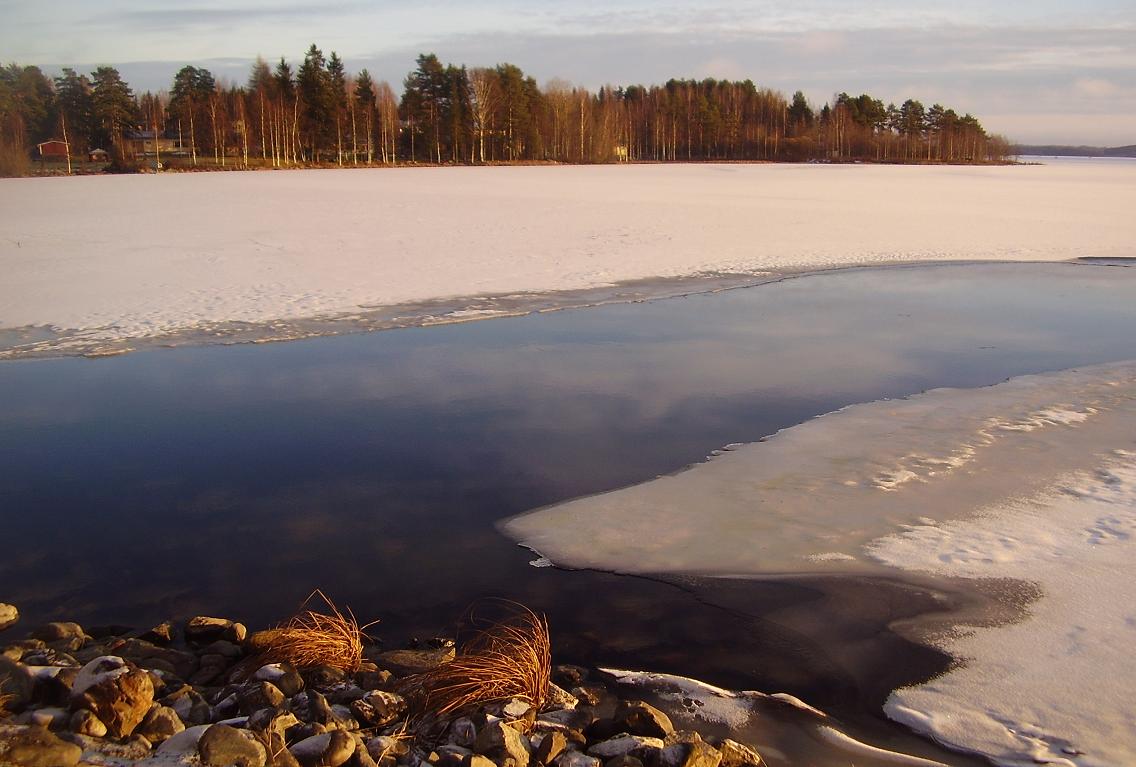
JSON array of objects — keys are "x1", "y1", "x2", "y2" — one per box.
[
  {"x1": 474, "y1": 720, "x2": 531, "y2": 767},
  {"x1": 70, "y1": 708, "x2": 108, "y2": 737},
  {"x1": 613, "y1": 701, "x2": 672, "y2": 739},
  {"x1": 185, "y1": 616, "x2": 247, "y2": 645},
  {"x1": 291, "y1": 730, "x2": 356, "y2": 767},
  {"x1": 551, "y1": 666, "x2": 588, "y2": 688},
  {"x1": 0, "y1": 604, "x2": 17, "y2": 632},
  {"x1": 0, "y1": 725, "x2": 82, "y2": 767},
  {"x1": 534, "y1": 731, "x2": 568, "y2": 765},
  {"x1": 30, "y1": 623, "x2": 87, "y2": 644},
  {"x1": 375, "y1": 646, "x2": 455, "y2": 675},
  {"x1": 448, "y1": 717, "x2": 477, "y2": 748},
  {"x1": 605, "y1": 757, "x2": 643, "y2": 767},
  {"x1": 254, "y1": 663, "x2": 305, "y2": 697},
  {"x1": 139, "y1": 621, "x2": 176, "y2": 645},
  {"x1": 464, "y1": 755, "x2": 496, "y2": 767},
  {"x1": 198, "y1": 723, "x2": 267, "y2": 767},
  {"x1": 351, "y1": 690, "x2": 406, "y2": 727},
  {"x1": 717, "y1": 740, "x2": 762, "y2": 767},
  {"x1": 545, "y1": 684, "x2": 578, "y2": 711},
  {"x1": 136, "y1": 705, "x2": 185, "y2": 744},
  {"x1": 71, "y1": 659, "x2": 154, "y2": 738},
  {"x1": 586, "y1": 735, "x2": 664, "y2": 760}
]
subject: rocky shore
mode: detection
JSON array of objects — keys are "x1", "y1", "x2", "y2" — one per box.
[{"x1": 0, "y1": 603, "x2": 766, "y2": 767}]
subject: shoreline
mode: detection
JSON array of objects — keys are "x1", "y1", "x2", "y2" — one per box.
[{"x1": 1, "y1": 258, "x2": 1128, "y2": 361}]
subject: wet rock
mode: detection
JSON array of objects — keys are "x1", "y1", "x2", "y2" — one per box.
[
  {"x1": 70, "y1": 708, "x2": 108, "y2": 737},
  {"x1": 71, "y1": 659, "x2": 154, "y2": 738},
  {"x1": 186, "y1": 616, "x2": 247, "y2": 645},
  {"x1": 554, "y1": 752, "x2": 600, "y2": 767},
  {"x1": 534, "y1": 731, "x2": 568, "y2": 765},
  {"x1": 0, "y1": 656, "x2": 33, "y2": 710},
  {"x1": 586, "y1": 735, "x2": 664, "y2": 760},
  {"x1": 137, "y1": 705, "x2": 185, "y2": 744},
  {"x1": 291, "y1": 730, "x2": 357, "y2": 767},
  {"x1": 717, "y1": 740, "x2": 762, "y2": 767},
  {"x1": 613, "y1": 701, "x2": 673, "y2": 739},
  {"x1": 241, "y1": 681, "x2": 287, "y2": 714},
  {"x1": 474, "y1": 720, "x2": 530, "y2": 767},
  {"x1": 0, "y1": 604, "x2": 17, "y2": 632},
  {"x1": 376, "y1": 646, "x2": 455, "y2": 675},
  {"x1": 0, "y1": 725, "x2": 82, "y2": 767},
  {"x1": 199, "y1": 722, "x2": 267, "y2": 767},
  {"x1": 30, "y1": 623, "x2": 87, "y2": 644}
]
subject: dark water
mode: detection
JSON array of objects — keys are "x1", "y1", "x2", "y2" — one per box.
[{"x1": 3, "y1": 262, "x2": 1136, "y2": 760}]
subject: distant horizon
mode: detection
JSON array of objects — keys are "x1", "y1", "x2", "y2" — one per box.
[{"x1": 3, "y1": 0, "x2": 1133, "y2": 146}]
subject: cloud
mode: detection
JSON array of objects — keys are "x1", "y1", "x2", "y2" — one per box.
[{"x1": 1075, "y1": 78, "x2": 1121, "y2": 98}]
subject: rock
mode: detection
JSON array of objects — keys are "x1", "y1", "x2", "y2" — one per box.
[
  {"x1": 551, "y1": 666, "x2": 588, "y2": 688},
  {"x1": 70, "y1": 708, "x2": 108, "y2": 737},
  {"x1": 376, "y1": 646, "x2": 455, "y2": 675},
  {"x1": 71, "y1": 655, "x2": 129, "y2": 697},
  {"x1": 0, "y1": 656, "x2": 33, "y2": 710},
  {"x1": 352, "y1": 690, "x2": 407, "y2": 727},
  {"x1": 356, "y1": 669, "x2": 392, "y2": 690},
  {"x1": 18, "y1": 707, "x2": 70, "y2": 729},
  {"x1": 605, "y1": 757, "x2": 643, "y2": 767},
  {"x1": 205, "y1": 639, "x2": 245, "y2": 659},
  {"x1": 534, "y1": 731, "x2": 568, "y2": 765},
  {"x1": 137, "y1": 705, "x2": 185, "y2": 744},
  {"x1": 474, "y1": 720, "x2": 530, "y2": 767},
  {"x1": 0, "y1": 604, "x2": 18, "y2": 632},
  {"x1": 139, "y1": 621, "x2": 176, "y2": 645},
  {"x1": 613, "y1": 701, "x2": 673, "y2": 739},
  {"x1": 186, "y1": 616, "x2": 248, "y2": 645},
  {"x1": 31, "y1": 666, "x2": 80, "y2": 707},
  {"x1": 291, "y1": 730, "x2": 356, "y2": 767},
  {"x1": 347, "y1": 733, "x2": 377, "y2": 767},
  {"x1": 554, "y1": 752, "x2": 600, "y2": 767},
  {"x1": 717, "y1": 741, "x2": 761, "y2": 767},
  {"x1": 301, "y1": 665, "x2": 347, "y2": 690},
  {"x1": 240, "y1": 681, "x2": 287, "y2": 714},
  {"x1": 464, "y1": 755, "x2": 496, "y2": 767},
  {"x1": 156, "y1": 723, "x2": 211, "y2": 754},
  {"x1": 30, "y1": 623, "x2": 87, "y2": 644},
  {"x1": 163, "y1": 685, "x2": 212, "y2": 725},
  {"x1": 71, "y1": 661, "x2": 155, "y2": 738},
  {"x1": 571, "y1": 686, "x2": 604, "y2": 707},
  {"x1": 538, "y1": 709, "x2": 593, "y2": 732},
  {"x1": 501, "y1": 698, "x2": 532, "y2": 719},
  {"x1": 545, "y1": 684, "x2": 577, "y2": 711},
  {"x1": 0, "y1": 725, "x2": 82, "y2": 767},
  {"x1": 367, "y1": 735, "x2": 411, "y2": 762},
  {"x1": 267, "y1": 730, "x2": 303, "y2": 767},
  {"x1": 586, "y1": 735, "x2": 664, "y2": 760},
  {"x1": 192, "y1": 653, "x2": 231, "y2": 686},
  {"x1": 255, "y1": 663, "x2": 305, "y2": 697},
  {"x1": 199, "y1": 723, "x2": 268, "y2": 767},
  {"x1": 113, "y1": 637, "x2": 199, "y2": 679},
  {"x1": 448, "y1": 717, "x2": 477, "y2": 748},
  {"x1": 677, "y1": 739, "x2": 721, "y2": 767}
]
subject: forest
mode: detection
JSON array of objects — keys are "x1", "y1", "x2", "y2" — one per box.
[{"x1": 0, "y1": 48, "x2": 1012, "y2": 176}]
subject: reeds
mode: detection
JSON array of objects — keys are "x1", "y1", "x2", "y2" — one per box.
[
  {"x1": 245, "y1": 590, "x2": 374, "y2": 673},
  {"x1": 399, "y1": 601, "x2": 550, "y2": 720}
]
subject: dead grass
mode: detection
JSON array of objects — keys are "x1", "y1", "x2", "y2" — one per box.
[
  {"x1": 0, "y1": 675, "x2": 12, "y2": 719},
  {"x1": 399, "y1": 601, "x2": 550, "y2": 721},
  {"x1": 244, "y1": 590, "x2": 375, "y2": 673}
]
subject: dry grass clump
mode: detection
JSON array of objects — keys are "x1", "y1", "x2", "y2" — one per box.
[
  {"x1": 400, "y1": 601, "x2": 550, "y2": 720},
  {"x1": 0, "y1": 676, "x2": 12, "y2": 718},
  {"x1": 245, "y1": 590, "x2": 374, "y2": 673}
]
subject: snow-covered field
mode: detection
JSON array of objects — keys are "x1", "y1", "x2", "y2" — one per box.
[
  {"x1": 505, "y1": 362, "x2": 1136, "y2": 766},
  {"x1": 1, "y1": 162, "x2": 1133, "y2": 356}
]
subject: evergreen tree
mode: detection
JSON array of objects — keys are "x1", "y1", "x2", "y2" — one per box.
[{"x1": 90, "y1": 66, "x2": 136, "y2": 153}]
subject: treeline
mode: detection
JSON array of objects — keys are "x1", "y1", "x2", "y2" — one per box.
[{"x1": 0, "y1": 49, "x2": 1011, "y2": 175}]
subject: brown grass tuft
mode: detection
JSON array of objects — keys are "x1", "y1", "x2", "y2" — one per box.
[
  {"x1": 399, "y1": 601, "x2": 550, "y2": 721},
  {"x1": 0, "y1": 675, "x2": 13, "y2": 719},
  {"x1": 245, "y1": 590, "x2": 375, "y2": 673}
]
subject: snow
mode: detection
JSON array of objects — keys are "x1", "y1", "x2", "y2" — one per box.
[
  {"x1": 2, "y1": 162, "x2": 1133, "y2": 356},
  {"x1": 505, "y1": 361, "x2": 1136, "y2": 766}
]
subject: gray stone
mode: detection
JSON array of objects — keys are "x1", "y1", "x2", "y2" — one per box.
[
  {"x1": 71, "y1": 663, "x2": 155, "y2": 738},
  {"x1": 0, "y1": 725, "x2": 82, "y2": 767},
  {"x1": 186, "y1": 616, "x2": 248, "y2": 644},
  {"x1": 291, "y1": 730, "x2": 357, "y2": 767},
  {"x1": 70, "y1": 708, "x2": 108, "y2": 737},
  {"x1": 137, "y1": 705, "x2": 185, "y2": 744},
  {"x1": 30, "y1": 623, "x2": 87, "y2": 644},
  {"x1": 199, "y1": 723, "x2": 267, "y2": 767},
  {"x1": 553, "y1": 752, "x2": 600, "y2": 767},
  {"x1": 474, "y1": 720, "x2": 531, "y2": 767},
  {"x1": 0, "y1": 604, "x2": 18, "y2": 632},
  {"x1": 613, "y1": 701, "x2": 673, "y2": 739},
  {"x1": 534, "y1": 731, "x2": 568, "y2": 765},
  {"x1": 586, "y1": 735, "x2": 664, "y2": 760},
  {"x1": 717, "y1": 740, "x2": 762, "y2": 767}
]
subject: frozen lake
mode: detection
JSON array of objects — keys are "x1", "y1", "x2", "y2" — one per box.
[{"x1": 2, "y1": 261, "x2": 1135, "y2": 765}]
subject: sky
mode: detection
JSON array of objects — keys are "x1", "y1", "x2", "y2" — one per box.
[{"x1": 2, "y1": 0, "x2": 1134, "y2": 145}]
